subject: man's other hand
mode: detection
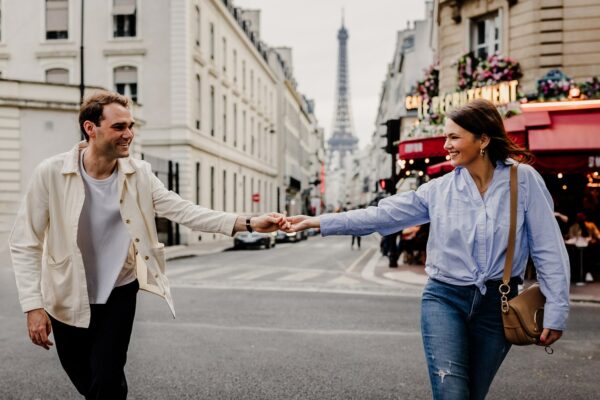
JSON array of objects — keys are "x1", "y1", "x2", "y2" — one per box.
[{"x1": 26, "y1": 308, "x2": 53, "y2": 350}]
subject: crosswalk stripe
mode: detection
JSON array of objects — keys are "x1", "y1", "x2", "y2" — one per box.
[
  {"x1": 277, "y1": 270, "x2": 323, "y2": 282},
  {"x1": 177, "y1": 265, "x2": 246, "y2": 280},
  {"x1": 328, "y1": 275, "x2": 361, "y2": 285},
  {"x1": 229, "y1": 268, "x2": 279, "y2": 281}
]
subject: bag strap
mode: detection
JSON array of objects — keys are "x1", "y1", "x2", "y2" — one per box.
[{"x1": 502, "y1": 164, "x2": 519, "y2": 286}]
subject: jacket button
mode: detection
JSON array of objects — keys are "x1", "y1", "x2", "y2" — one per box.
[
  {"x1": 135, "y1": 250, "x2": 138, "y2": 255},
  {"x1": 154, "y1": 273, "x2": 159, "y2": 278},
  {"x1": 144, "y1": 255, "x2": 149, "y2": 260},
  {"x1": 135, "y1": 238, "x2": 140, "y2": 242},
  {"x1": 120, "y1": 199, "x2": 123, "y2": 204},
  {"x1": 125, "y1": 219, "x2": 131, "y2": 224}
]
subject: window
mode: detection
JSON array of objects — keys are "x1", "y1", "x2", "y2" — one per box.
[
  {"x1": 0, "y1": 0, "x2": 3, "y2": 42},
  {"x1": 233, "y1": 50, "x2": 237, "y2": 83},
  {"x1": 195, "y1": 162, "x2": 201, "y2": 204},
  {"x1": 114, "y1": 66, "x2": 138, "y2": 102},
  {"x1": 222, "y1": 37, "x2": 227, "y2": 73},
  {"x1": 223, "y1": 170, "x2": 227, "y2": 211},
  {"x1": 233, "y1": 173, "x2": 237, "y2": 212},
  {"x1": 210, "y1": 85, "x2": 215, "y2": 136},
  {"x1": 242, "y1": 60, "x2": 246, "y2": 91},
  {"x1": 222, "y1": 95, "x2": 227, "y2": 142},
  {"x1": 251, "y1": 177, "x2": 254, "y2": 213},
  {"x1": 250, "y1": 117, "x2": 255, "y2": 155},
  {"x1": 250, "y1": 70, "x2": 254, "y2": 99},
  {"x1": 402, "y1": 35, "x2": 415, "y2": 52},
  {"x1": 243, "y1": 175, "x2": 247, "y2": 213},
  {"x1": 46, "y1": 0, "x2": 68, "y2": 40},
  {"x1": 194, "y1": 5, "x2": 200, "y2": 47},
  {"x1": 242, "y1": 110, "x2": 247, "y2": 151},
  {"x1": 113, "y1": 0, "x2": 136, "y2": 38},
  {"x1": 233, "y1": 103, "x2": 238, "y2": 147},
  {"x1": 45, "y1": 68, "x2": 69, "y2": 84},
  {"x1": 471, "y1": 11, "x2": 501, "y2": 60},
  {"x1": 257, "y1": 122, "x2": 262, "y2": 159},
  {"x1": 209, "y1": 23, "x2": 215, "y2": 61},
  {"x1": 257, "y1": 78, "x2": 261, "y2": 106},
  {"x1": 210, "y1": 166, "x2": 215, "y2": 209},
  {"x1": 195, "y1": 74, "x2": 201, "y2": 130}
]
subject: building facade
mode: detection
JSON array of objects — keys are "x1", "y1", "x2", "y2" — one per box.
[
  {"x1": 0, "y1": 79, "x2": 143, "y2": 252},
  {"x1": 0, "y1": 0, "x2": 324, "y2": 244}
]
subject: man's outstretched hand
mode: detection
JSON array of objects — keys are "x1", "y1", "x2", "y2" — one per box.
[
  {"x1": 284, "y1": 215, "x2": 320, "y2": 232},
  {"x1": 26, "y1": 308, "x2": 53, "y2": 350}
]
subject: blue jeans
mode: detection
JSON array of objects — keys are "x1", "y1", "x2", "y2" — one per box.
[{"x1": 421, "y1": 278, "x2": 518, "y2": 400}]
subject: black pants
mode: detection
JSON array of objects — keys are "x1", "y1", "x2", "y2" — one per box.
[{"x1": 50, "y1": 280, "x2": 139, "y2": 400}]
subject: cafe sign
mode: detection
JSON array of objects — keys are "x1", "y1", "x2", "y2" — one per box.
[{"x1": 405, "y1": 80, "x2": 519, "y2": 120}]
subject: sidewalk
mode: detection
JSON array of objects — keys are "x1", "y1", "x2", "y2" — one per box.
[{"x1": 375, "y1": 254, "x2": 600, "y2": 303}]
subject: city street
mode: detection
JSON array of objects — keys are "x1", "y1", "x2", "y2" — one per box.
[{"x1": 1, "y1": 235, "x2": 599, "y2": 399}]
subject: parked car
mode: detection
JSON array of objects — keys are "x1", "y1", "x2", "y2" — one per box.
[
  {"x1": 233, "y1": 231, "x2": 276, "y2": 249},
  {"x1": 275, "y1": 230, "x2": 304, "y2": 243}
]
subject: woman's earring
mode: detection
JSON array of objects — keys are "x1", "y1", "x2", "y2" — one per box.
[{"x1": 480, "y1": 148, "x2": 485, "y2": 157}]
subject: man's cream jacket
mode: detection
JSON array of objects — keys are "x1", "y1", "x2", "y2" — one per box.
[{"x1": 9, "y1": 142, "x2": 237, "y2": 327}]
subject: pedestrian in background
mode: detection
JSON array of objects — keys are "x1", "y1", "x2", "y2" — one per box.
[
  {"x1": 9, "y1": 91, "x2": 287, "y2": 399},
  {"x1": 284, "y1": 99, "x2": 570, "y2": 400}
]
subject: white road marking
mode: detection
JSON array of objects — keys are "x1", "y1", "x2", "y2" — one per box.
[
  {"x1": 277, "y1": 269, "x2": 324, "y2": 282},
  {"x1": 229, "y1": 268, "x2": 280, "y2": 281},
  {"x1": 328, "y1": 275, "x2": 361, "y2": 285},
  {"x1": 179, "y1": 265, "x2": 247, "y2": 280}
]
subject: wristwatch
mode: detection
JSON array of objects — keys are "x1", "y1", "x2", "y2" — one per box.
[{"x1": 246, "y1": 217, "x2": 253, "y2": 233}]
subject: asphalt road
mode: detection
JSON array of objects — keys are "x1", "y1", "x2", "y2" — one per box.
[{"x1": 1, "y1": 236, "x2": 599, "y2": 399}]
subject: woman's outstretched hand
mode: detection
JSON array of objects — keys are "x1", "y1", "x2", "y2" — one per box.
[{"x1": 284, "y1": 215, "x2": 320, "y2": 232}]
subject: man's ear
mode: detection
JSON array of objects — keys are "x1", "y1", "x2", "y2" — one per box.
[{"x1": 83, "y1": 120, "x2": 96, "y2": 140}]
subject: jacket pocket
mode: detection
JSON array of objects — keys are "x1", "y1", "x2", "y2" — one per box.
[
  {"x1": 47, "y1": 254, "x2": 72, "y2": 269},
  {"x1": 152, "y1": 243, "x2": 166, "y2": 273}
]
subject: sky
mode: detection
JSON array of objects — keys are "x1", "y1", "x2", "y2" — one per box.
[{"x1": 234, "y1": 0, "x2": 428, "y2": 148}]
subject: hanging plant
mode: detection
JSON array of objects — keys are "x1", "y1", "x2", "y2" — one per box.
[
  {"x1": 578, "y1": 77, "x2": 600, "y2": 99},
  {"x1": 412, "y1": 62, "x2": 440, "y2": 100},
  {"x1": 473, "y1": 54, "x2": 522, "y2": 87},
  {"x1": 536, "y1": 69, "x2": 574, "y2": 101},
  {"x1": 455, "y1": 52, "x2": 522, "y2": 90},
  {"x1": 456, "y1": 52, "x2": 479, "y2": 90}
]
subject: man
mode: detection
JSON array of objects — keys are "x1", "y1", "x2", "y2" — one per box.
[{"x1": 9, "y1": 91, "x2": 287, "y2": 399}]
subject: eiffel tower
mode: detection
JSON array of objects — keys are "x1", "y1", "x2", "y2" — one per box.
[{"x1": 328, "y1": 12, "x2": 358, "y2": 166}]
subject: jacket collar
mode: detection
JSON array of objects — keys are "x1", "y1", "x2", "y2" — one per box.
[{"x1": 61, "y1": 141, "x2": 136, "y2": 175}]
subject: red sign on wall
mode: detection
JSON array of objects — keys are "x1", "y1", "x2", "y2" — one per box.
[{"x1": 252, "y1": 193, "x2": 260, "y2": 203}]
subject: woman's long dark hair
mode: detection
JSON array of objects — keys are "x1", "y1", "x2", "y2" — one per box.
[{"x1": 446, "y1": 99, "x2": 533, "y2": 165}]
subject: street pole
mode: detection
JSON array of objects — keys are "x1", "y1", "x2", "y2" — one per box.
[{"x1": 79, "y1": 1, "x2": 85, "y2": 99}]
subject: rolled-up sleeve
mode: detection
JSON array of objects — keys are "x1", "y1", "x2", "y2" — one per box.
[
  {"x1": 321, "y1": 183, "x2": 432, "y2": 237},
  {"x1": 523, "y1": 166, "x2": 570, "y2": 330}
]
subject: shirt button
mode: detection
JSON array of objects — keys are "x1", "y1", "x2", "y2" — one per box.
[
  {"x1": 144, "y1": 255, "x2": 149, "y2": 260},
  {"x1": 125, "y1": 219, "x2": 131, "y2": 224},
  {"x1": 135, "y1": 238, "x2": 140, "y2": 242}
]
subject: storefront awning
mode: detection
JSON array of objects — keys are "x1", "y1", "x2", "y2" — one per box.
[
  {"x1": 399, "y1": 136, "x2": 446, "y2": 159},
  {"x1": 528, "y1": 109, "x2": 600, "y2": 152},
  {"x1": 426, "y1": 160, "x2": 454, "y2": 177},
  {"x1": 532, "y1": 153, "x2": 600, "y2": 175}
]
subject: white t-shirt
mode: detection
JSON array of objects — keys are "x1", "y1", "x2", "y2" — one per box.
[{"x1": 77, "y1": 150, "x2": 134, "y2": 304}]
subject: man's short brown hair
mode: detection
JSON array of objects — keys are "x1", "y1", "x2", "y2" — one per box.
[{"x1": 79, "y1": 91, "x2": 130, "y2": 141}]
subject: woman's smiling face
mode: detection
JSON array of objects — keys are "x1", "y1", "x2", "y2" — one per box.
[{"x1": 443, "y1": 118, "x2": 487, "y2": 168}]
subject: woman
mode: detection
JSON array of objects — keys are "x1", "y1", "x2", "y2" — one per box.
[{"x1": 286, "y1": 99, "x2": 570, "y2": 399}]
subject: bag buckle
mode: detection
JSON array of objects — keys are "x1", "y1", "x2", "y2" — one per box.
[{"x1": 499, "y1": 283, "x2": 511, "y2": 313}]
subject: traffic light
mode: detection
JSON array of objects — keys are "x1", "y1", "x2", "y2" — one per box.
[
  {"x1": 382, "y1": 119, "x2": 400, "y2": 154},
  {"x1": 378, "y1": 178, "x2": 394, "y2": 193}
]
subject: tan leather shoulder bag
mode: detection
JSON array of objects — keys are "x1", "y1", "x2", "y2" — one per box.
[{"x1": 499, "y1": 164, "x2": 546, "y2": 346}]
